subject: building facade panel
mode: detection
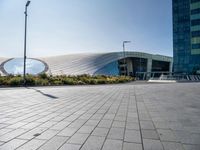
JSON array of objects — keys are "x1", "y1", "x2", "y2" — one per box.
[
  {"x1": 0, "y1": 52, "x2": 172, "y2": 76},
  {"x1": 173, "y1": 0, "x2": 200, "y2": 74}
]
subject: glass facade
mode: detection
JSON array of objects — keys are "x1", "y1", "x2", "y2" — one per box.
[
  {"x1": 131, "y1": 58, "x2": 147, "y2": 76},
  {"x1": 173, "y1": 0, "x2": 200, "y2": 74},
  {"x1": 94, "y1": 61, "x2": 119, "y2": 76},
  {"x1": 152, "y1": 60, "x2": 170, "y2": 72}
]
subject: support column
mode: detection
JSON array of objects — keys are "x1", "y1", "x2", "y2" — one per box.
[
  {"x1": 147, "y1": 58, "x2": 152, "y2": 72},
  {"x1": 126, "y1": 58, "x2": 133, "y2": 76},
  {"x1": 169, "y1": 62, "x2": 173, "y2": 73},
  {"x1": 147, "y1": 58, "x2": 152, "y2": 79}
]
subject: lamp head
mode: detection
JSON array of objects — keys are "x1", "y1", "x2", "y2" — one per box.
[
  {"x1": 26, "y1": 1, "x2": 31, "y2": 7},
  {"x1": 123, "y1": 41, "x2": 131, "y2": 44}
]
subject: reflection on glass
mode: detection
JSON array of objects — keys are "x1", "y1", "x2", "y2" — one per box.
[
  {"x1": 94, "y1": 61, "x2": 119, "y2": 76},
  {"x1": 4, "y1": 58, "x2": 46, "y2": 75}
]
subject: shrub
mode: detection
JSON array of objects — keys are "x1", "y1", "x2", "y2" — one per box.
[
  {"x1": 35, "y1": 78, "x2": 49, "y2": 86},
  {"x1": 0, "y1": 77, "x2": 8, "y2": 86},
  {"x1": 38, "y1": 73, "x2": 48, "y2": 79},
  {"x1": 88, "y1": 79, "x2": 97, "y2": 84},
  {"x1": 0, "y1": 74, "x2": 134, "y2": 86},
  {"x1": 9, "y1": 77, "x2": 23, "y2": 86},
  {"x1": 77, "y1": 80, "x2": 86, "y2": 85},
  {"x1": 25, "y1": 75, "x2": 35, "y2": 85},
  {"x1": 96, "y1": 79, "x2": 107, "y2": 84},
  {"x1": 53, "y1": 80, "x2": 63, "y2": 85},
  {"x1": 62, "y1": 78, "x2": 76, "y2": 85}
]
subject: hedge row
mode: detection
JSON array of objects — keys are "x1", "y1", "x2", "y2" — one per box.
[{"x1": 0, "y1": 74, "x2": 134, "y2": 86}]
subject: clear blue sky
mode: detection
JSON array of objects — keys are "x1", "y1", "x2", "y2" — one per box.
[{"x1": 0, "y1": 0, "x2": 172, "y2": 57}]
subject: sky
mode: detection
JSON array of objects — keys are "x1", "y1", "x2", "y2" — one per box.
[{"x1": 0, "y1": 0, "x2": 173, "y2": 57}]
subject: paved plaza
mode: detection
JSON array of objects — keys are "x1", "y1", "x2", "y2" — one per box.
[{"x1": 0, "y1": 83, "x2": 200, "y2": 150}]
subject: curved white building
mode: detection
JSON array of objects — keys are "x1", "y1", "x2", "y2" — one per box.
[{"x1": 0, "y1": 51, "x2": 172, "y2": 77}]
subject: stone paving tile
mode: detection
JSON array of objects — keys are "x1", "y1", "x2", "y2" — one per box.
[
  {"x1": 90, "y1": 114, "x2": 104, "y2": 120},
  {"x1": 141, "y1": 129, "x2": 159, "y2": 140},
  {"x1": 102, "y1": 139, "x2": 123, "y2": 150},
  {"x1": 0, "y1": 123, "x2": 9, "y2": 129},
  {"x1": 20, "y1": 122, "x2": 41, "y2": 129},
  {"x1": 139, "y1": 113, "x2": 151, "y2": 121},
  {"x1": 0, "y1": 128, "x2": 28, "y2": 142},
  {"x1": 0, "y1": 128, "x2": 13, "y2": 136},
  {"x1": 79, "y1": 114, "x2": 93, "y2": 120},
  {"x1": 68, "y1": 119, "x2": 87, "y2": 128},
  {"x1": 143, "y1": 139, "x2": 164, "y2": 150},
  {"x1": 124, "y1": 129, "x2": 141, "y2": 143},
  {"x1": 59, "y1": 143, "x2": 81, "y2": 150},
  {"x1": 77, "y1": 125, "x2": 96, "y2": 134},
  {"x1": 50, "y1": 116, "x2": 66, "y2": 122},
  {"x1": 157, "y1": 129, "x2": 178, "y2": 142},
  {"x1": 114, "y1": 116, "x2": 126, "y2": 122},
  {"x1": 0, "y1": 83, "x2": 200, "y2": 150},
  {"x1": 18, "y1": 127, "x2": 47, "y2": 140},
  {"x1": 123, "y1": 142, "x2": 143, "y2": 150},
  {"x1": 85, "y1": 120, "x2": 100, "y2": 126},
  {"x1": 81, "y1": 136, "x2": 105, "y2": 150},
  {"x1": 6, "y1": 122, "x2": 28, "y2": 129},
  {"x1": 107, "y1": 127, "x2": 124, "y2": 140},
  {"x1": 67, "y1": 133, "x2": 89, "y2": 144},
  {"x1": 98, "y1": 120, "x2": 113, "y2": 128},
  {"x1": 127, "y1": 117, "x2": 139, "y2": 123},
  {"x1": 38, "y1": 121, "x2": 57, "y2": 128},
  {"x1": 91, "y1": 127, "x2": 109, "y2": 137},
  {"x1": 57, "y1": 127, "x2": 78, "y2": 137},
  {"x1": 112, "y1": 121, "x2": 126, "y2": 128},
  {"x1": 140, "y1": 121, "x2": 155, "y2": 130},
  {"x1": 64, "y1": 115, "x2": 80, "y2": 122},
  {"x1": 35, "y1": 129, "x2": 59, "y2": 140},
  {"x1": 126, "y1": 122, "x2": 139, "y2": 130},
  {"x1": 153, "y1": 121, "x2": 170, "y2": 129},
  {"x1": 16, "y1": 139, "x2": 46, "y2": 150},
  {"x1": 0, "y1": 139, "x2": 27, "y2": 150},
  {"x1": 103, "y1": 114, "x2": 115, "y2": 120},
  {"x1": 162, "y1": 142, "x2": 184, "y2": 150},
  {"x1": 38, "y1": 136, "x2": 69, "y2": 150},
  {"x1": 183, "y1": 144, "x2": 200, "y2": 150},
  {"x1": 50, "y1": 121, "x2": 71, "y2": 130}
]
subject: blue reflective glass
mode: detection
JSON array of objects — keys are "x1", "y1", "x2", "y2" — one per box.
[
  {"x1": 94, "y1": 61, "x2": 119, "y2": 76},
  {"x1": 3, "y1": 58, "x2": 46, "y2": 75}
]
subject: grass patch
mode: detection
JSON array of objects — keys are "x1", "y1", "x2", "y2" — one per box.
[{"x1": 0, "y1": 73, "x2": 134, "y2": 87}]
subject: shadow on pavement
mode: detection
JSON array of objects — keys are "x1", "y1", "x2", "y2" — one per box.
[{"x1": 26, "y1": 87, "x2": 58, "y2": 99}]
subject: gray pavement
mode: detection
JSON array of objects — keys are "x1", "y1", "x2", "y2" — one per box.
[{"x1": 0, "y1": 83, "x2": 200, "y2": 150}]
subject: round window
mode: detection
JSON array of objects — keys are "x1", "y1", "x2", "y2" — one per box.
[{"x1": 2, "y1": 58, "x2": 48, "y2": 75}]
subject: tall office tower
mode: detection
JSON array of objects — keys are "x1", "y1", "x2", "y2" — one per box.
[{"x1": 173, "y1": 0, "x2": 200, "y2": 74}]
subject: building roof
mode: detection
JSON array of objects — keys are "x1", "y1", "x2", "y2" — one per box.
[{"x1": 0, "y1": 51, "x2": 172, "y2": 75}]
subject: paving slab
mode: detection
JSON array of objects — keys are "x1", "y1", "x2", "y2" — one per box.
[{"x1": 0, "y1": 83, "x2": 200, "y2": 150}]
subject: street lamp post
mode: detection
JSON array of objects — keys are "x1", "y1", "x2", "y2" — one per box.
[
  {"x1": 23, "y1": 0, "x2": 31, "y2": 85},
  {"x1": 122, "y1": 41, "x2": 131, "y2": 76}
]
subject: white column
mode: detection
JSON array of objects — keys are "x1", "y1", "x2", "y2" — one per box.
[
  {"x1": 147, "y1": 58, "x2": 152, "y2": 72},
  {"x1": 169, "y1": 62, "x2": 173, "y2": 72}
]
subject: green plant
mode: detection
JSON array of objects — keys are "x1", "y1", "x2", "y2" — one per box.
[
  {"x1": 53, "y1": 80, "x2": 63, "y2": 85},
  {"x1": 25, "y1": 75, "x2": 35, "y2": 85},
  {"x1": 0, "y1": 74, "x2": 134, "y2": 86},
  {"x1": 38, "y1": 73, "x2": 48, "y2": 79},
  {"x1": 96, "y1": 79, "x2": 107, "y2": 84},
  {"x1": 62, "y1": 78, "x2": 76, "y2": 85},
  {"x1": 9, "y1": 77, "x2": 23, "y2": 86},
  {"x1": 35, "y1": 78, "x2": 49, "y2": 86}
]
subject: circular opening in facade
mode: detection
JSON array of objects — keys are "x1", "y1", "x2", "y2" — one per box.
[{"x1": 2, "y1": 58, "x2": 48, "y2": 75}]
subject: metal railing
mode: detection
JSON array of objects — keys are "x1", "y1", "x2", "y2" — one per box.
[{"x1": 135, "y1": 72, "x2": 200, "y2": 81}]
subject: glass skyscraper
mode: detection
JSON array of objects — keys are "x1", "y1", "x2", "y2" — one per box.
[{"x1": 173, "y1": 0, "x2": 200, "y2": 74}]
